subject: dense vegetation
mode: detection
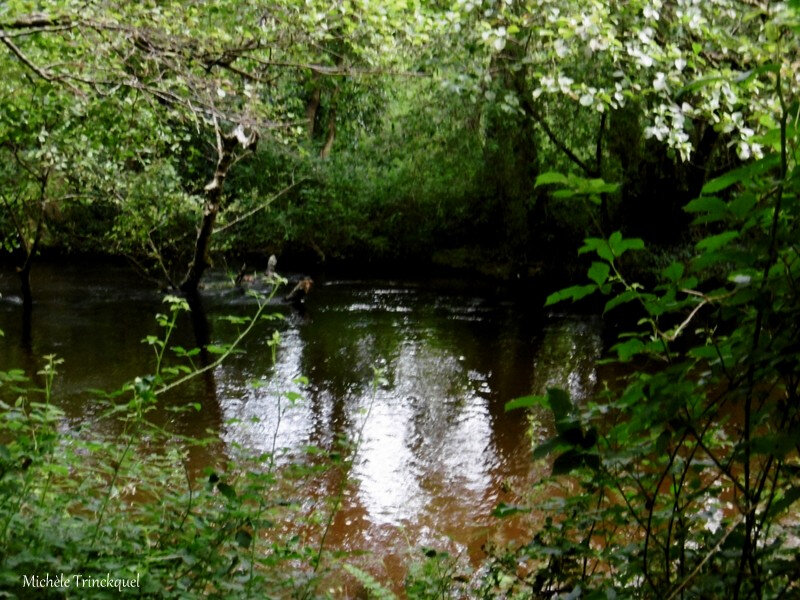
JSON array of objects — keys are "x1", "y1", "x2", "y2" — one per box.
[{"x1": 1, "y1": 0, "x2": 799, "y2": 597}]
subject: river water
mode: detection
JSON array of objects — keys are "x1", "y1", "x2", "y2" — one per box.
[{"x1": 0, "y1": 262, "x2": 605, "y2": 584}]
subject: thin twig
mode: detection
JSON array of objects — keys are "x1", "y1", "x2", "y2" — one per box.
[
  {"x1": 214, "y1": 178, "x2": 306, "y2": 234},
  {"x1": 665, "y1": 515, "x2": 743, "y2": 600}
]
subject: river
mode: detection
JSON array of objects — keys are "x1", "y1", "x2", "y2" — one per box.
[{"x1": 0, "y1": 262, "x2": 605, "y2": 586}]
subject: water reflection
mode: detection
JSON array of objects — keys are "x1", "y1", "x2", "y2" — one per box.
[
  {"x1": 529, "y1": 314, "x2": 603, "y2": 399},
  {"x1": 0, "y1": 265, "x2": 605, "y2": 572}
]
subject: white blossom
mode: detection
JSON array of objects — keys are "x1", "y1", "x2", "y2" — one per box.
[
  {"x1": 702, "y1": 498, "x2": 724, "y2": 534},
  {"x1": 643, "y1": 5, "x2": 659, "y2": 20},
  {"x1": 737, "y1": 141, "x2": 751, "y2": 160}
]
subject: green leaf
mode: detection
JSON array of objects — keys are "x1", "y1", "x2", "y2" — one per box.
[
  {"x1": 580, "y1": 238, "x2": 614, "y2": 262},
  {"x1": 728, "y1": 193, "x2": 757, "y2": 219},
  {"x1": 492, "y1": 502, "x2": 532, "y2": 518},
  {"x1": 692, "y1": 249, "x2": 755, "y2": 270},
  {"x1": 546, "y1": 388, "x2": 572, "y2": 423},
  {"x1": 608, "y1": 231, "x2": 645, "y2": 256},
  {"x1": 696, "y1": 231, "x2": 739, "y2": 251},
  {"x1": 505, "y1": 395, "x2": 546, "y2": 412},
  {"x1": 544, "y1": 284, "x2": 597, "y2": 306},
  {"x1": 604, "y1": 289, "x2": 638, "y2": 313},
  {"x1": 750, "y1": 433, "x2": 796, "y2": 458},
  {"x1": 611, "y1": 338, "x2": 646, "y2": 361},
  {"x1": 688, "y1": 345, "x2": 718, "y2": 360},
  {"x1": 765, "y1": 487, "x2": 800, "y2": 520},
  {"x1": 535, "y1": 171, "x2": 569, "y2": 187},
  {"x1": 342, "y1": 564, "x2": 397, "y2": 599},
  {"x1": 662, "y1": 262, "x2": 685, "y2": 282},
  {"x1": 734, "y1": 63, "x2": 779, "y2": 84},
  {"x1": 553, "y1": 189, "x2": 577, "y2": 199},
  {"x1": 701, "y1": 154, "x2": 779, "y2": 194},
  {"x1": 684, "y1": 196, "x2": 726, "y2": 214},
  {"x1": 587, "y1": 262, "x2": 611, "y2": 285},
  {"x1": 677, "y1": 75, "x2": 725, "y2": 99},
  {"x1": 552, "y1": 450, "x2": 584, "y2": 475}
]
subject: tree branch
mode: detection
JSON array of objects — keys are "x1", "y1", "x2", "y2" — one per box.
[
  {"x1": 0, "y1": 14, "x2": 72, "y2": 30},
  {"x1": 214, "y1": 178, "x2": 306, "y2": 235},
  {"x1": 521, "y1": 96, "x2": 595, "y2": 176},
  {"x1": 0, "y1": 32, "x2": 84, "y2": 96},
  {"x1": 0, "y1": 35, "x2": 55, "y2": 82}
]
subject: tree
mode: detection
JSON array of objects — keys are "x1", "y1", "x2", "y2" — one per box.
[
  {"x1": 435, "y1": 0, "x2": 800, "y2": 242},
  {"x1": 0, "y1": 64, "x2": 80, "y2": 305},
  {"x1": 1, "y1": 0, "x2": 418, "y2": 292},
  {"x1": 493, "y1": 3, "x2": 800, "y2": 596}
]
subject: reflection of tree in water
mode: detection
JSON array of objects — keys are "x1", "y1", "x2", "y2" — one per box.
[
  {"x1": 530, "y1": 315, "x2": 603, "y2": 399},
  {"x1": 298, "y1": 296, "x2": 407, "y2": 450},
  {"x1": 294, "y1": 288, "x2": 545, "y2": 536},
  {"x1": 401, "y1": 312, "x2": 534, "y2": 473},
  {"x1": 20, "y1": 295, "x2": 32, "y2": 356},
  {"x1": 172, "y1": 292, "x2": 224, "y2": 463},
  {"x1": 0, "y1": 291, "x2": 40, "y2": 397},
  {"x1": 0, "y1": 269, "x2": 609, "y2": 566},
  {"x1": 524, "y1": 315, "x2": 604, "y2": 448}
]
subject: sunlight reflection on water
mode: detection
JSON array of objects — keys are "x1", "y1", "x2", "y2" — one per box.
[{"x1": 0, "y1": 265, "x2": 606, "y2": 583}]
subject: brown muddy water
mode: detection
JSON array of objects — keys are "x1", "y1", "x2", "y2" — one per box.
[{"x1": 0, "y1": 262, "x2": 606, "y2": 586}]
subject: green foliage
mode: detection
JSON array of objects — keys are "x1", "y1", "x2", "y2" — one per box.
[
  {"x1": 498, "y1": 64, "x2": 800, "y2": 598},
  {"x1": 343, "y1": 564, "x2": 396, "y2": 600},
  {"x1": 221, "y1": 79, "x2": 488, "y2": 264},
  {"x1": 0, "y1": 285, "x2": 361, "y2": 597},
  {"x1": 1, "y1": 1, "x2": 799, "y2": 592},
  {"x1": 405, "y1": 548, "x2": 468, "y2": 600}
]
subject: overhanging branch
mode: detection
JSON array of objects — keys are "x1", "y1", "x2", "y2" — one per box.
[{"x1": 214, "y1": 178, "x2": 307, "y2": 235}]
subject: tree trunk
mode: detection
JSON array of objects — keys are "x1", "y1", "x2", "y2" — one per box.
[
  {"x1": 179, "y1": 134, "x2": 240, "y2": 293},
  {"x1": 306, "y1": 79, "x2": 321, "y2": 138},
  {"x1": 17, "y1": 226, "x2": 39, "y2": 356},
  {"x1": 483, "y1": 47, "x2": 538, "y2": 263},
  {"x1": 609, "y1": 103, "x2": 719, "y2": 243},
  {"x1": 320, "y1": 107, "x2": 336, "y2": 158},
  {"x1": 17, "y1": 207, "x2": 42, "y2": 308}
]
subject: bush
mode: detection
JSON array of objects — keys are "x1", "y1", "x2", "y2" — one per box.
[
  {"x1": 496, "y1": 74, "x2": 800, "y2": 599},
  {"x1": 0, "y1": 292, "x2": 342, "y2": 598}
]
